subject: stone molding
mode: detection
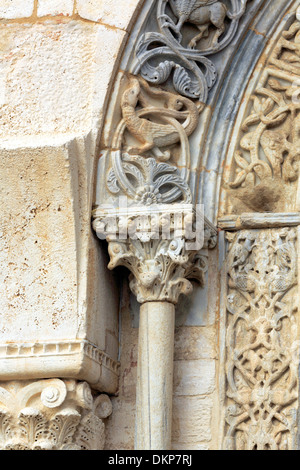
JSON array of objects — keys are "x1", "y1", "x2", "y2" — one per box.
[
  {"x1": 218, "y1": 212, "x2": 300, "y2": 231},
  {"x1": 0, "y1": 340, "x2": 119, "y2": 393}
]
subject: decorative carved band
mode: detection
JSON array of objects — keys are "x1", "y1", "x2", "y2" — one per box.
[
  {"x1": 225, "y1": 9, "x2": 300, "y2": 213},
  {"x1": 224, "y1": 228, "x2": 299, "y2": 450},
  {"x1": 0, "y1": 340, "x2": 120, "y2": 376}
]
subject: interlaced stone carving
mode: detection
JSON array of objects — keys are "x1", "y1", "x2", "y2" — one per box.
[
  {"x1": 0, "y1": 379, "x2": 112, "y2": 450},
  {"x1": 133, "y1": 0, "x2": 249, "y2": 100},
  {"x1": 226, "y1": 9, "x2": 300, "y2": 212},
  {"x1": 224, "y1": 228, "x2": 299, "y2": 450}
]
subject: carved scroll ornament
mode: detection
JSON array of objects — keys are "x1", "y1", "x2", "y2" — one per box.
[{"x1": 133, "y1": 0, "x2": 249, "y2": 100}]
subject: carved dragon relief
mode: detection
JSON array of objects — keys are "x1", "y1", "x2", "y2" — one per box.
[
  {"x1": 133, "y1": 0, "x2": 250, "y2": 100},
  {"x1": 121, "y1": 77, "x2": 199, "y2": 160},
  {"x1": 225, "y1": 9, "x2": 300, "y2": 213},
  {"x1": 224, "y1": 228, "x2": 299, "y2": 450},
  {"x1": 106, "y1": 75, "x2": 200, "y2": 205}
]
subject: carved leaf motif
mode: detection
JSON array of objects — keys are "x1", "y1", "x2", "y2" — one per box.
[
  {"x1": 107, "y1": 229, "x2": 214, "y2": 303},
  {"x1": 0, "y1": 410, "x2": 12, "y2": 443},
  {"x1": 122, "y1": 162, "x2": 144, "y2": 186},
  {"x1": 154, "y1": 173, "x2": 192, "y2": 203},
  {"x1": 140, "y1": 60, "x2": 174, "y2": 86},
  {"x1": 49, "y1": 409, "x2": 81, "y2": 449},
  {"x1": 18, "y1": 408, "x2": 48, "y2": 448},
  {"x1": 152, "y1": 161, "x2": 178, "y2": 179},
  {"x1": 107, "y1": 168, "x2": 121, "y2": 194},
  {"x1": 173, "y1": 66, "x2": 201, "y2": 98},
  {"x1": 74, "y1": 413, "x2": 105, "y2": 451}
]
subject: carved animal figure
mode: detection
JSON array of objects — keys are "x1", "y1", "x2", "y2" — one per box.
[
  {"x1": 121, "y1": 77, "x2": 199, "y2": 161},
  {"x1": 168, "y1": 0, "x2": 246, "y2": 48}
]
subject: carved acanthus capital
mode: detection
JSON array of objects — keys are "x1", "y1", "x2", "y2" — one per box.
[
  {"x1": 0, "y1": 379, "x2": 112, "y2": 450},
  {"x1": 93, "y1": 205, "x2": 217, "y2": 304}
]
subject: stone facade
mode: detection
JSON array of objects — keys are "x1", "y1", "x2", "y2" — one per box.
[{"x1": 1, "y1": 0, "x2": 300, "y2": 451}]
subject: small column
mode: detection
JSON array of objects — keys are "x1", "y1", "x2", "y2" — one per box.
[
  {"x1": 136, "y1": 301, "x2": 175, "y2": 450},
  {"x1": 93, "y1": 207, "x2": 217, "y2": 450}
]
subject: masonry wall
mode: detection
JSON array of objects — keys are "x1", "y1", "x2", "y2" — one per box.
[{"x1": 4, "y1": 0, "x2": 292, "y2": 451}]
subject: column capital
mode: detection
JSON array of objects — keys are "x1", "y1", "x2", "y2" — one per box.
[
  {"x1": 0, "y1": 379, "x2": 112, "y2": 450},
  {"x1": 93, "y1": 206, "x2": 217, "y2": 304}
]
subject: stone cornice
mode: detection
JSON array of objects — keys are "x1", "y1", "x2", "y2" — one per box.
[
  {"x1": 0, "y1": 340, "x2": 120, "y2": 393},
  {"x1": 218, "y1": 212, "x2": 300, "y2": 231}
]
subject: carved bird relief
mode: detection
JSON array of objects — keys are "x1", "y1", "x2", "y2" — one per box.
[{"x1": 121, "y1": 76, "x2": 199, "y2": 161}]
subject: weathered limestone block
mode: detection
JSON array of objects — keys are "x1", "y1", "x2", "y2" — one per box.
[
  {"x1": 174, "y1": 360, "x2": 216, "y2": 397},
  {"x1": 0, "y1": 140, "x2": 119, "y2": 392},
  {"x1": 172, "y1": 396, "x2": 213, "y2": 448},
  {"x1": 37, "y1": 0, "x2": 74, "y2": 17},
  {"x1": 76, "y1": 0, "x2": 145, "y2": 31},
  {"x1": 0, "y1": 0, "x2": 34, "y2": 19},
  {"x1": 0, "y1": 21, "x2": 126, "y2": 140}
]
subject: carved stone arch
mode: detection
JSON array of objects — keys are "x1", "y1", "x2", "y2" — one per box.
[{"x1": 91, "y1": 0, "x2": 300, "y2": 451}]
